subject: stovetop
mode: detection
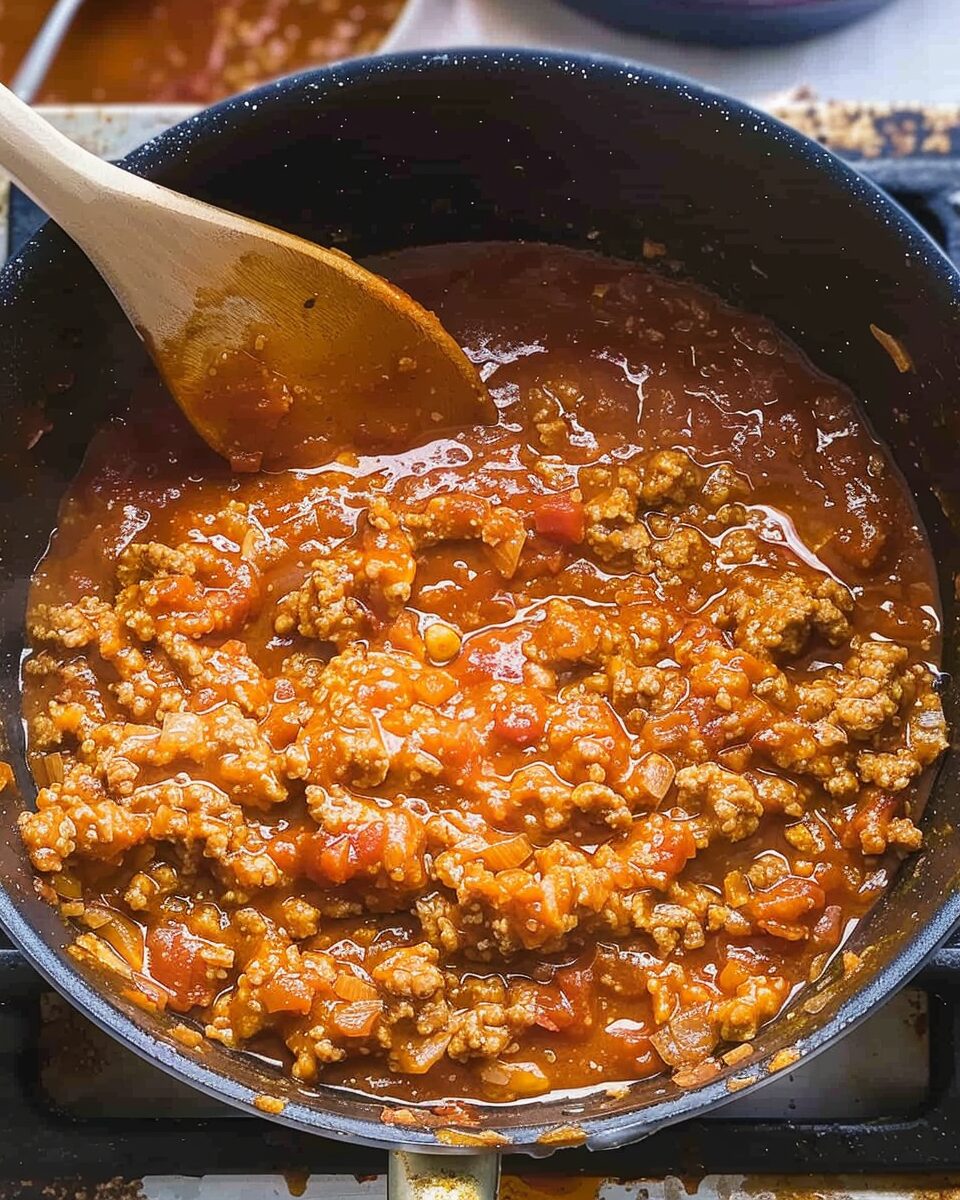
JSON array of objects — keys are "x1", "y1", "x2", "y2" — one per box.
[{"x1": 1, "y1": 102, "x2": 960, "y2": 1199}]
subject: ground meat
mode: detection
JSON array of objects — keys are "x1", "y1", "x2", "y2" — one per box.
[
  {"x1": 18, "y1": 240, "x2": 947, "y2": 1106},
  {"x1": 716, "y1": 976, "x2": 789, "y2": 1042},
  {"x1": 674, "y1": 764, "x2": 764, "y2": 844},
  {"x1": 274, "y1": 555, "x2": 365, "y2": 644},
  {"x1": 275, "y1": 497, "x2": 416, "y2": 643},
  {"x1": 373, "y1": 945, "x2": 445, "y2": 998},
  {"x1": 403, "y1": 493, "x2": 527, "y2": 578},
  {"x1": 713, "y1": 569, "x2": 852, "y2": 661}
]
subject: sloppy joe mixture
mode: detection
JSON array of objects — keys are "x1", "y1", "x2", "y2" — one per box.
[
  {"x1": 18, "y1": 243, "x2": 947, "y2": 1104},
  {"x1": 3, "y1": 0, "x2": 401, "y2": 104}
]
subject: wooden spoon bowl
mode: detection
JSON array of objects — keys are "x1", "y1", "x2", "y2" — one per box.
[{"x1": 0, "y1": 82, "x2": 492, "y2": 469}]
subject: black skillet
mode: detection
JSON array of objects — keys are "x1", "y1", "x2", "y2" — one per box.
[{"x1": 0, "y1": 48, "x2": 957, "y2": 1193}]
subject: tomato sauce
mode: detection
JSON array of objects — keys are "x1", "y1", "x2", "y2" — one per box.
[{"x1": 18, "y1": 242, "x2": 947, "y2": 1105}]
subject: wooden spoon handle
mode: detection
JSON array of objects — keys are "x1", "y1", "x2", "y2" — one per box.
[
  {"x1": 0, "y1": 81, "x2": 116, "y2": 226},
  {"x1": 0, "y1": 81, "x2": 198, "y2": 336}
]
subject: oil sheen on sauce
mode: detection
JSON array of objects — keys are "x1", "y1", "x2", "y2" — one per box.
[{"x1": 20, "y1": 242, "x2": 944, "y2": 1106}]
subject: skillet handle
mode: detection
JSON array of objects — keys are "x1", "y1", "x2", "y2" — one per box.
[{"x1": 388, "y1": 1150, "x2": 500, "y2": 1200}]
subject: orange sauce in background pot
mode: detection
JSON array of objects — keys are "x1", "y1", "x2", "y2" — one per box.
[{"x1": 1, "y1": 0, "x2": 404, "y2": 104}]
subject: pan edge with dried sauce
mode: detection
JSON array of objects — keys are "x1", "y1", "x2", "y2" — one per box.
[{"x1": 15, "y1": 242, "x2": 948, "y2": 1105}]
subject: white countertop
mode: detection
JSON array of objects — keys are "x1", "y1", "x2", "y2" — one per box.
[{"x1": 388, "y1": 0, "x2": 960, "y2": 106}]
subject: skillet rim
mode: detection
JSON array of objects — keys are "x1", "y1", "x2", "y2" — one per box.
[{"x1": 0, "y1": 45, "x2": 958, "y2": 1155}]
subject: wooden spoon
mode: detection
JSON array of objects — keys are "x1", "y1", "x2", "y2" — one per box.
[{"x1": 0, "y1": 83, "x2": 493, "y2": 469}]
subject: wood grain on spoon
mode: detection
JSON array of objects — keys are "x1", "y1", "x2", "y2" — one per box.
[{"x1": 0, "y1": 82, "x2": 493, "y2": 469}]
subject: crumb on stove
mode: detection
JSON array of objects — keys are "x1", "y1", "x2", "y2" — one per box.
[
  {"x1": 381, "y1": 1106, "x2": 420, "y2": 1127},
  {"x1": 254, "y1": 1093, "x2": 286, "y2": 1114}
]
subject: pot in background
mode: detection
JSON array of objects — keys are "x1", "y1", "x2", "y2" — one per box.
[{"x1": 557, "y1": 0, "x2": 897, "y2": 45}]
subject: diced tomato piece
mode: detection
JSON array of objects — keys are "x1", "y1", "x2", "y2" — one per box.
[
  {"x1": 352, "y1": 821, "x2": 389, "y2": 869},
  {"x1": 145, "y1": 921, "x2": 221, "y2": 1012},
  {"x1": 627, "y1": 814, "x2": 697, "y2": 886},
  {"x1": 718, "y1": 959, "x2": 751, "y2": 993},
  {"x1": 528, "y1": 964, "x2": 596, "y2": 1036},
  {"x1": 554, "y1": 963, "x2": 598, "y2": 1033},
  {"x1": 313, "y1": 835, "x2": 353, "y2": 886},
  {"x1": 259, "y1": 695, "x2": 302, "y2": 750},
  {"x1": 457, "y1": 628, "x2": 529, "y2": 685},
  {"x1": 149, "y1": 574, "x2": 202, "y2": 612},
  {"x1": 842, "y1": 791, "x2": 899, "y2": 850},
  {"x1": 299, "y1": 822, "x2": 389, "y2": 886},
  {"x1": 674, "y1": 619, "x2": 726, "y2": 663},
  {"x1": 688, "y1": 659, "x2": 751, "y2": 701},
  {"x1": 747, "y1": 876, "x2": 826, "y2": 925},
  {"x1": 260, "y1": 972, "x2": 316, "y2": 1015},
  {"x1": 641, "y1": 708, "x2": 697, "y2": 753},
  {"x1": 265, "y1": 828, "x2": 306, "y2": 874},
  {"x1": 413, "y1": 669, "x2": 459, "y2": 708},
  {"x1": 531, "y1": 493, "x2": 585, "y2": 545},
  {"x1": 728, "y1": 650, "x2": 771, "y2": 685},
  {"x1": 604, "y1": 1018, "x2": 661, "y2": 1077},
  {"x1": 532, "y1": 987, "x2": 575, "y2": 1033},
  {"x1": 493, "y1": 687, "x2": 547, "y2": 747}
]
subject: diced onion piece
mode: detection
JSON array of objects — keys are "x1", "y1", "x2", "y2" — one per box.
[
  {"x1": 637, "y1": 752, "x2": 675, "y2": 802},
  {"x1": 392, "y1": 1032, "x2": 452, "y2": 1075},
  {"x1": 334, "y1": 972, "x2": 379, "y2": 1002},
  {"x1": 81, "y1": 908, "x2": 111, "y2": 929},
  {"x1": 241, "y1": 528, "x2": 264, "y2": 561},
  {"x1": 650, "y1": 1002, "x2": 718, "y2": 1067},
  {"x1": 84, "y1": 905, "x2": 145, "y2": 971},
  {"x1": 158, "y1": 711, "x2": 203, "y2": 754},
  {"x1": 123, "y1": 973, "x2": 170, "y2": 1014},
  {"x1": 479, "y1": 1059, "x2": 550, "y2": 1099},
  {"x1": 480, "y1": 834, "x2": 533, "y2": 871},
  {"x1": 331, "y1": 999, "x2": 382, "y2": 1038},
  {"x1": 36, "y1": 752, "x2": 64, "y2": 787},
  {"x1": 483, "y1": 509, "x2": 527, "y2": 579},
  {"x1": 52, "y1": 872, "x2": 82, "y2": 900}
]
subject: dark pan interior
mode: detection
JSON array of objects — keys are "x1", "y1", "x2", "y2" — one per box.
[{"x1": 0, "y1": 50, "x2": 958, "y2": 1154}]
